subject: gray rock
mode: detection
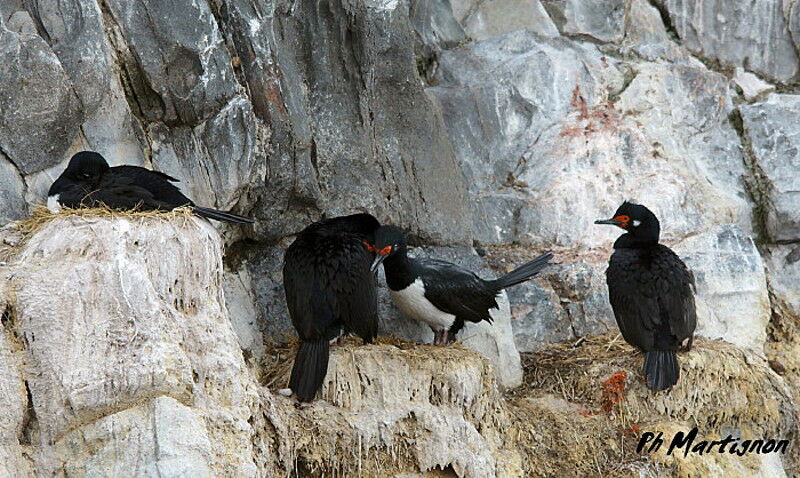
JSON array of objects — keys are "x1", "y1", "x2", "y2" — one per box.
[
  {"x1": 439, "y1": 56, "x2": 747, "y2": 248},
  {"x1": 672, "y1": 225, "x2": 770, "y2": 350},
  {"x1": 32, "y1": 0, "x2": 111, "y2": 116},
  {"x1": 621, "y1": 0, "x2": 702, "y2": 65},
  {"x1": 248, "y1": 246, "x2": 293, "y2": 342},
  {"x1": 80, "y1": 75, "x2": 148, "y2": 168},
  {"x1": 452, "y1": 0, "x2": 559, "y2": 40},
  {"x1": 507, "y1": 259, "x2": 617, "y2": 352},
  {"x1": 655, "y1": 0, "x2": 799, "y2": 82},
  {"x1": 740, "y1": 94, "x2": 800, "y2": 242},
  {"x1": 0, "y1": 153, "x2": 27, "y2": 223},
  {"x1": 563, "y1": 0, "x2": 625, "y2": 42},
  {"x1": 733, "y1": 67, "x2": 775, "y2": 102},
  {"x1": 103, "y1": 0, "x2": 239, "y2": 126},
  {"x1": 250, "y1": 0, "x2": 472, "y2": 244},
  {"x1": 764, "y1": 244, "x2": 800, "y2": 323},
  {"x1": 429, "y1": 31, "x2": 623, "y2": 244},
  {"x1": 0, "y1": 23, "x2": 82, "y2": 174},
  {"x1": 223, "y1": 267, "x2": 265, "y2": 359},
  {"x1": 506, "y1": 273, "x2": 571, "y2": 352},
  {"x1": 410, "y1": 0, "x2": 467, "y2": 68},
  {"x1": 149, "y1": 96, "x2": 261, "y2": 210}
]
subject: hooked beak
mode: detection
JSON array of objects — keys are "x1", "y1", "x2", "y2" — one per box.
[
  {"x1": 370, "y1": 254, "x2": 387, "y2": 273},
  {"x1": 594, "y1": 218, "x2": 624, "y2": 226}
]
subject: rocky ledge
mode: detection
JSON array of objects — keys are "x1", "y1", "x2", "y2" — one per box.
[{"x1": 0, "y1": 215, "x2": 795, "y2": 477}]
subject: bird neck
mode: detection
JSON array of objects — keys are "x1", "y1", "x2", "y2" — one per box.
[
  {"x1": 614, "y1": 231, "x2": 659, "y2": 249},
  {"x1": 383, "y1": 249, "x2": 416, "y2": 290}
]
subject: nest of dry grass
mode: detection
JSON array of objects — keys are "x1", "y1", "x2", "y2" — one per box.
[{"x1": 0, "y1": 205, "x2": 195, "y2": 262}]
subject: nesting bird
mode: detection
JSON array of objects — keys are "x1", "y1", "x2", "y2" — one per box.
[
  {"x1": 48, "y1": 151, "x2": 253, "y2": 223},
  {"x1": 283, "y1": 213, "x2": 381, "y2": 402},
  {"x1": 595, "y1": 202, "x2": 697, "y2": 391},
  {"x1": 370, "y1": 225, "x2": 553, "y2": 345}
]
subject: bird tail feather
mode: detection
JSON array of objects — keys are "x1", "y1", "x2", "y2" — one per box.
[
  {"x1": 491, "y1": 252, "x2": 553, "y2": 290},
  {"x1": 643, "y1": 350, "x2": 679, "y2": 391},
  {"x1": 193, "y1": 206, "x2": 254, "y2": 224},
  {"x1": 289, "y1": 340, "x2": 330, "y2": 402}
]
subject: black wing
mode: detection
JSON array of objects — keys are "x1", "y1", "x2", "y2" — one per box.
[
  {"x1": 284, "y1": 237, "x2": 341, "y2": 342},
  {"x1": 417, "y1": 259, "x2": 497, "y2": 324},
  {"x1": 108, "y1": 166, "x2": 193, "y2": 208},
  {"x1": 284, "y1": 231, "x2": 378, "y2": 343},
  {"x1": 85, "y1": 172, "x2": 179, "y2": 211},
  {"x1": 319, "y1": 236, "x2": 378, "y2": 341},
  {"x1": 606, "y1": 246, "x2": 696, "y2": 351},
  {"x1": 652, "y1": 245, "x2": 697, "y2": 344}
]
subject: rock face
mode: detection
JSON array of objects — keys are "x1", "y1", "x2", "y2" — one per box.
[
  {"x1": 2, "y1": 0, "x2": 800, "y2": 475},
  {"x1": 740, "y1": 94, "x2": 800, "y2": 242},
  {"x1": 2, "y1": 214, "x2": 798, "y2": 477},
  {"x1": 654, "y1": 0, "x2": 799, "y2": 82}
]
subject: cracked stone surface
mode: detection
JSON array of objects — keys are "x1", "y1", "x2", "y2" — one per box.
[{"x1": 1, "y1": 1, "x2": 800, "y2": 474}]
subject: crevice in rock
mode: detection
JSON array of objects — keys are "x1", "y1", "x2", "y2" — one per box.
[
  {"x1": 207, "y1": 1, "x2": 252, "y2": 93},
  {"x1": 20, "y1": 380, "x2": 38, "y2": 446},
  {"x1": 647, "y1": 0, "x2": 678, "y2": 42},
  {"x1": 19, "y1": 1, "x2": 52, "y2": 44},
  {"x1": 727, "y1": 109, "x2": 771, "y2": 245},
  {"x1": 97, "y1": 0, "x2": 165, "y2": 129}
]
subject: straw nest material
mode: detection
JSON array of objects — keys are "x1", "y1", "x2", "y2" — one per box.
[{"x1": 257, "y1": 333, "x2": 797, "y2": 477}]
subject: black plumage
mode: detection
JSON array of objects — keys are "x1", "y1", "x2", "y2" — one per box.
[
  {"x1": 47, "y1": 151, "x2": 253, "y2": 224},
  {"x1": 370, "y1": 226, "x2": 553, "y2": 345},
  {"x1": 283, "y1": 213, "x2": 381, "y2": 402},
  {"x1": 596, "y1": 201, "x2": 697, "y2": 391}
]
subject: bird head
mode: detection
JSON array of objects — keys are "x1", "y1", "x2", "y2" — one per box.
[
  {"x1": 595, "y1": 201, "x2": 660, "y2": 242},
  {"x1": 368, "y1": 225, "x2": 407, "y2": 272},
  {"x1": 63, "y1": 151, "x2": 110, "y2": 185}
]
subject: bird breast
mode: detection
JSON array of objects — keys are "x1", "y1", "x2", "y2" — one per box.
[{"x1": 389, "y1": 278, "x2": 455, "y2": 331}]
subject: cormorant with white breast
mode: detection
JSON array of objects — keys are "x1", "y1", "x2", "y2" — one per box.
[{"x1": 369, "y1": 225, "x2": 553, "y2": 345}]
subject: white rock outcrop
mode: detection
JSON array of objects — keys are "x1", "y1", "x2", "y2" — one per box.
[{"x1": 2, "y1": 215, "x2": 260, "y2": 476}]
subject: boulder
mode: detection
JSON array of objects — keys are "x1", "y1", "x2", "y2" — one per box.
[
  {"x1": 740, "y1": 94, "x2": 800, "y2": 242},
  {"x1": 450, "y1": 0, "x2": 559, "y2": 40},
  {"x1": 5, "y1": 214, "x2": 259, "y2": 475},
  {"x1": 0, "y1": 22, "x2": 81, "y2": 174},
  {"x1": 672, "y1": 225, "x2": 770, "y2": 351},
  {"x1": 102, "y1": 0, "x2": 239, "y2": 126},
  {"x1": 733, "y1": 68, "x2": 775, "y2": 102},
  {"x1": 562, "y1": 0, "x2": 625, "y2": 43},
  {"x1": 429, "y1": 31, "x2": 624, "y2": 244},
  {"x1": 654, "y1": 0, "x2": 799, "y2": 82}
]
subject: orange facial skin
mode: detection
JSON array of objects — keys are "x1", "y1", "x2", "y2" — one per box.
[
  {"x1": 614, "y1": 215, "x2": 630, "y2": 228},
  {"x1": 362, "y1": 241, "x2": 377, "y2": 252},
  {"x1": 378, "y1": 246, "x2": 392, "y2": 256}
]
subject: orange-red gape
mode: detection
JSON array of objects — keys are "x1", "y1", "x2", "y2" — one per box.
[
  {"x1": 362, "y1": 241, "x2": 377, "y2": 252},
  {"x1": 614, "y1": 215, "x2": 630, "y2": 228},
  {"x1": 378, "y1": 246, "x2": 392, "y2": 256}
]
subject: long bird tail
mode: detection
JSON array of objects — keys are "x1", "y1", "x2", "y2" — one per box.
[
  {"x1": 289, "y1": 340, "x2": 330, "y2": 402},
  {"x1": 192, "y1": 206, "x2": 255, "y2": 224},
  {"x1": 490, "y1": 252, "x2": 554, "y2": 290},
  {"x1": 643, "y1": 350, "x2": 679, "y2": 391}
]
